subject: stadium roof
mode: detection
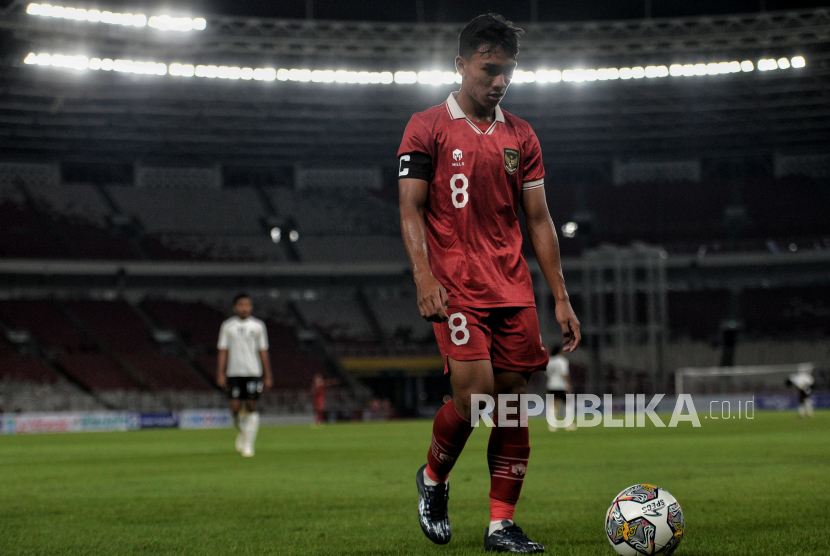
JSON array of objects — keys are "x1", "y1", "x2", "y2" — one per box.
[
  {"x1": 1, "y1": 2, "x2": 829, "y2": 168},
  {"x1": 4, "y1": 0, "x2": 827, "y2": 23}
]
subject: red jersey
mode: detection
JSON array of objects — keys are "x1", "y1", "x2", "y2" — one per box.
[{"x1": 398, "y1": 92, "x2": 545, "y2": 308}]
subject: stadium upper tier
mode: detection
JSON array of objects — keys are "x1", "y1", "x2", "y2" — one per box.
[{"x1": 0, "y1": 169, "x2": 828, "y2": 262}]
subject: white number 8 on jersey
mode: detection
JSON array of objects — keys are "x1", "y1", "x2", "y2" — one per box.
[
  {"x1": 450, "y1": 173, "x2": 469, "y2": 208},
  {"x1": 448, "y1": 312, "x2": 470, "y2": 346}
]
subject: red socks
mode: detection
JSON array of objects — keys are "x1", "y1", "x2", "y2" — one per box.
[
  {"x1": 424, "y1": 398, "x2": 531, "y2": 523},
  {"x1": 425, "y1": 399, "x2": 474, "y2": 483},
  {"x1": 487, "y1": 423, "x2": 530, "y2": 522}
]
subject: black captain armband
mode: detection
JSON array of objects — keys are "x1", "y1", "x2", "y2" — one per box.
[{"x1": 398, "y1": 152, "x2": 432, "y2": 181}]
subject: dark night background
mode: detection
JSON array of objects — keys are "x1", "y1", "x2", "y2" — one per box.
[{"x1": 4, "y1": 0, "x2": 830, "y2": 22}]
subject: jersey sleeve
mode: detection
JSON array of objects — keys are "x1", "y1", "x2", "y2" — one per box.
[
  {"x1": 217, "y1": 322, "x2": 229, "y2": 350},
  {"x1": 522, "y1": 128, "x2": 545, "y2": 190},
  {"x1": 397, "y1": 114, "x2": 433, "y2": 181},
  {"x1": 257, "y1": 322, "x2": 269, "y2": 351}
]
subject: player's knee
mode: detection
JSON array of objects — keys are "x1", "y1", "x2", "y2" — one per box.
[{"x1": 454, "y1": 386, "x2": 495, "y2": 420}]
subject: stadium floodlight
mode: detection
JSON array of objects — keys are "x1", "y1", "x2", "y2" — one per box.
[
  {"x1": 23, "y1": 51, "x2": 808, "y2": 87},
  {"x1": 394, "y1": 71, "x2": 418, "y2": 84},
  {"x1": 757, "y1": 58, "x2": 778, "y2": 71},
  {"x1": 270, "y1": 227, "x2": 281, "y2": 243},
  {"x1": 562, "y1": 222, "x2": 578, "y2": 238},
  {"x1": 26, "y1": 3, "x2": 206, "y2": 31},
  {"x1": 148, "y1": 15, "x2": 206, "y2": 32}
]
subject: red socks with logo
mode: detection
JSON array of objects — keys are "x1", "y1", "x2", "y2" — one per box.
[
  {"x1": 425, "y1": 399, "x2": 474, "y2": 483},
  {"x1": 424, "y1": 398, "x2": 531, "y2": 523},
  {"x1": 487, "y1": 423, "x2": 530, "y2": 522}
]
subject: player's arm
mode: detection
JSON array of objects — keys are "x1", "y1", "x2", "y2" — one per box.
[
  {"x1": 216, "y1": 349, "x2": 228, "y2": 388},
  {"x1": 521, "y1": 187, "x2": 581, "y2": 352},
  {"x1": 259, "y1": 350, "x2": 273, "y2": 391},
  {"x1": 399, "y1": 176, "x2": 449, "y2": 323}
]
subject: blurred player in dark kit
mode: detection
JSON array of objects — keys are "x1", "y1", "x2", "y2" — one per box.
[
  {"x1": 217, "y1": 293, "x2": 273, "y2": 457},
  {"x1": 398, "y1": 13, "x2": 581, "y2": 553}
]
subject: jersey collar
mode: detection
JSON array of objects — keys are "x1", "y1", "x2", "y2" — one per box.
[{"x1": 446, "y1": 92, "x2": 505, "y2": 130}]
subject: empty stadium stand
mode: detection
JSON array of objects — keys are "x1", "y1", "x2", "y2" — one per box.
[
  {"x1": 0, "y1": 299, "x2": 92, "y2": 353},
  {"x1": 364, "y1": 287, "x2": 434, "y2": 344}
]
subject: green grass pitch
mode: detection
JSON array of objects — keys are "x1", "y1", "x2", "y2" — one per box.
[{"x1": 1, "y1": 411, "x2": 828, "y2": 555}]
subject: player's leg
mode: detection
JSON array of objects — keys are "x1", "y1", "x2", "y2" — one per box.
[
  {"x1": 484, "y1": 307, "x2": 547, "y2": 553},
  {"x1": 487, "y1": 370, "x2": 530, "y2": 529},
  {"x1": 241, "y1": 380, "x2": 262, "y2": 457},
  {"x1": 798, "y1": 390, "x2": 807, "y2": 418},
  {"x1": 417, "y1": 308, "x2": 493, "y2": 545},
  {"x1": 426, "y1": 357, "x2": 493, "y2": 483},
  {"x1": 417, "y1": 357, "x2": 493, "y2": 545},
  {"x1": 227, "y1": 379, "x2": 246, "y2": 453},
  {"x1": 484, "y1": 370, "x2": 544, "y2": 553},
  {"x1": 546, "y1": 391, "x2": 558, "y2": 432}
]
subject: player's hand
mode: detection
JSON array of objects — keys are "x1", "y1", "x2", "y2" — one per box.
[
  {"x1": 217, "y1": 374, "x2": 226, "y2": 389},
  {"x1": 416, "y1": 274, "x2": 449, "y2": 323},
  {"x1": 555, "y1": 300, "x2": 581, "y2": 352},
  {"x1": 264, "y1": 375, "x2": 273, "y2": 391}
]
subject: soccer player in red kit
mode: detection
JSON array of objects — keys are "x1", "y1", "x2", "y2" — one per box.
[{"x1": 398, "y1": 14, "x2": 581, "y2": 553}]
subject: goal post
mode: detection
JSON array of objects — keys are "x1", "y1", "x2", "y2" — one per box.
[{"x1": 675, "y1": 363, "x2": 815, "y2": 396}]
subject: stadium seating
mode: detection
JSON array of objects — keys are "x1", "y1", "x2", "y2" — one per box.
[
  {"x1": 55, "y1": 353, "x2": 143, "y2": 391},
  {"x1": 293, "y1": 235, "x2": 407, "y2": 263},
  {"x1": 274, "y1": 187, "x2": 399, "y2": 235},
  {"x1": 0, "y1": 299, "x2": 91, "y2": 353},
  {"x1": 122, "y1": 354, "x2": 210, "y2": 391},
  {"x1": 140, "y1": 299, "x2": 225, "y2": 354},
  {"x1": 108, "y1": 187, "x2": 266, "y2": 234},
  {"x1": 63, "y1": 300, "x2": 156, "y2": 354},
  {"x1": 741, "y1": 286, "x2": 830, "y2": 336},
  {"x1": 0, "y1": 355, "x2": 60, "y2": 384},
  {"x1": 141, "y1": 299, "x2": 326, "y2": 390},
  {"x1": 3, "y1": 175, "x2": 826, "y2": 263},
  {"x1": 667, "y1": 290, "x2": 732, "y2": 340},
  {"x1": 364, "y1": 287, "x2": 434, "y2": 343},
  {"x1": 26, "y1": 182, "x2": 111, "y2": 227},
  {"x1": 62, "y1": 300, "x2": 212, "y2": 391},
  {"x1": 0, "y1": 199, "x2": 71, "y2": 259},
  {"x1": 293, "y1": 289, "x2": 375, "y2": 342}
]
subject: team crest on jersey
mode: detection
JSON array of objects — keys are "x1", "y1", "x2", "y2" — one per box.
[{"x1": 503, "y1": 148, "x2": 519, "y2": 174}]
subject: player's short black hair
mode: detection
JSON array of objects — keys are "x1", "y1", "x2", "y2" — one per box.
[
  {"x1": 233, "y1": 292, "x2": 250, "y2": 305},
  {"x1": 459, "y1": 13, "x2": 524, "y2": 60},
  {"x1": 550, "y1": 344, "x2": 562, "y2": 356}
]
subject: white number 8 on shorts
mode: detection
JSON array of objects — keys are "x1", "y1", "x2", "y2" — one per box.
[{"x1": 448, "y1": 312, "x2": 470, "y2": 346}]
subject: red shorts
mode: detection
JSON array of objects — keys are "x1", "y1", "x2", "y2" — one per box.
[{"x1": 433, "y1": 306, "x2": 549, "y2": 374}]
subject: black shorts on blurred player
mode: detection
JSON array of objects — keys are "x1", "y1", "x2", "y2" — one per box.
[
  {"x1": 226, "y1": 377, "x2": 264, "y2": 400},
  {"x1": 547, "y1": 389, "x2": 567, "y2": 402}
]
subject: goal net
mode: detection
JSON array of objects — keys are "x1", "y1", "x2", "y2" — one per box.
[{"x1": 675, "y1": 363, "x2": 815, "y2": 396}]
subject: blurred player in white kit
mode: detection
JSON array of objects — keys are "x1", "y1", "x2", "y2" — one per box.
[
  {"x1": 787, "y1": 370, "x2": 814, "y2": 419},
  {"x1": 216, "y1": 293, "x2": 273, "y2": 456},
  {"x1": 545, "y1": 344, "x2": 575, "y2": 431}
]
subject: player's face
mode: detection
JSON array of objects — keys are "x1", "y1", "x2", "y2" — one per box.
[
  {"x1": 234, "y1": 298, "x2": 252, "y2": 319},
  {"x1": 456, "y1": 46, "x2": 516, "y2": 112}
]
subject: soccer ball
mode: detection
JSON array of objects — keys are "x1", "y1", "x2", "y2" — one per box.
[{"x1": 605, "y1": 484, "x2": 684, "y2": 555}]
